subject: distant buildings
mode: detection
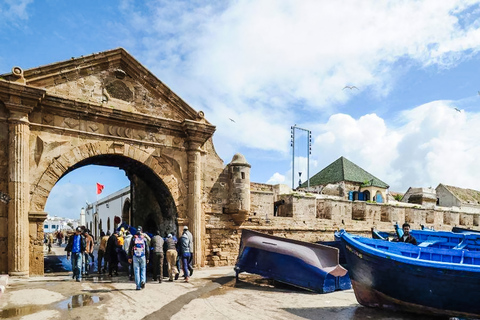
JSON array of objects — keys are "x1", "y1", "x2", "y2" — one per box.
[
  {"x1": 43, "y1": 215, "x2": 79, "y2": 234},
  {"x1": 403, "y1": 184, "x2": 480, "y2": 214}
]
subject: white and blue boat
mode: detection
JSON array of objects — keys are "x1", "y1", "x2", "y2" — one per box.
[
  {"x1": 235, "y1": 229, "x2": 351, "y2": 293},
  {"x1": 338, "y1": 229, "x2": 480, "y2": 318}
]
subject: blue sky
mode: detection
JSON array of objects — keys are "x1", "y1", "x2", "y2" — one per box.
[{"x1": 1, "y1": 1, "x2": 480, "y2": 219}]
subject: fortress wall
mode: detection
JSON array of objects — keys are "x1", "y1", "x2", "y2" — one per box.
[{"x1": 204, "y1": 195, "x2": 480, "y2": 267}]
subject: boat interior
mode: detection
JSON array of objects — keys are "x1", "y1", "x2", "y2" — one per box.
[{"x1": 352, "y1": 235, "x2": 480, "y2": 266}]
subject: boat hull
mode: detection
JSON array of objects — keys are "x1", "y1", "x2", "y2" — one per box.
[
  {"x1": 235, "y1": 229, "x2": 351, "y2": 293},
  {"x1": 340, "y1": 231, "x2": 480, "y2": 318}
]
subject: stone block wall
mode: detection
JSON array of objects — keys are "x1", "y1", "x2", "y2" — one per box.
[
  {"x1": 28, "y1": 219, "x2": 44, "y2": 275},
  {"x1": 204, "y1": 193, "x2": 480, "y2": 267}
]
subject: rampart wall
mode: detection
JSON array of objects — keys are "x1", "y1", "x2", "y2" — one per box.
[{"x1": 205, "y1": 192, "x2": 480, "y2": 267}]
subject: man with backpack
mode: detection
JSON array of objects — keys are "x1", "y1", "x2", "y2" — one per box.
[{"x1": 128, "y1": 226, "x2": 150, "y2": 290}]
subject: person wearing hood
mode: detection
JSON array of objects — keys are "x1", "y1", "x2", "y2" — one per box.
[
  {"x1": 128, "y1": 226, "x2": 150, "y2": 290},
  {"x1": 123, "y1": 230, "x2": 134, "y2": 281},
  {"x1": 182, "y1": 226, "x2": 194, "y2": 276},
  {"x1": 178, "y1": 227, "x2": 192, "y2": 282},
  {"x1": 106, "y1": 230, "x2": 120, "y2": 276}
]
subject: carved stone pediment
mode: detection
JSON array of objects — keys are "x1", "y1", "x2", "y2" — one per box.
[{"x1": 4, "y1": 48, "x2": 205, "y2": 124}]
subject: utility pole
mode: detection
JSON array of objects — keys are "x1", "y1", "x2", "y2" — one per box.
[{"x1": 291, "y1": 125, "x2": 312, "y2": 189}]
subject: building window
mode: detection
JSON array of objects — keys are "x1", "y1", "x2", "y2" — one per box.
[
  {"x1": 44, "y1": 225, "x2": 48, "y2": 229},
  {"x1": 241, "y1": 172, "x2": 245, "y2": 179}
]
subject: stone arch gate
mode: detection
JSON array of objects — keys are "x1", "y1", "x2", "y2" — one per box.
[{"x1": 0, "y1": 48, "x2": 225, "y2": 276}]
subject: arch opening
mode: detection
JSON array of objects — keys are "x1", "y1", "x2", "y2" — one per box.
[{"x1": 43, "y1": 154, "x2": 179, "y2": 274}]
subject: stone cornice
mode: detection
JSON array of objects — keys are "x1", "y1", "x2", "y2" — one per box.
[
  {"x1": 40, "y1": 93, "x2": 186, "y2": 133},
  {"x1": 28, "y1": 211, "x2": 48, "y2": 222},
  {"x1": 182, "y1": 119, "x2": 216, "y2": 150},
  {"x1": 0, "y1": 80, "x2": 45, "y2": 114}
]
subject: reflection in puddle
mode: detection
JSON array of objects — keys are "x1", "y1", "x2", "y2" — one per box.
[
  {"x1": 57, "y1": 294, "x2": 101, "y2": 310},
  {"x1": 0, "y1": 294, "x2": 101, "y2": 318},
  {"x1": 0, "y1": 305, "x2": 44, "y2": 318}
]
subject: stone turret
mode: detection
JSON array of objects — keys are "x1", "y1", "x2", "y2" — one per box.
[{"x1": 227, "y1": 153, "x2": 251, "y2": 218}]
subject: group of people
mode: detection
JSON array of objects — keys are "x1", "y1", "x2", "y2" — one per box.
[
  {"x1": 65, "y1": 224, "x2": 194, "y2": 290},
  {"x1": 44, "y1": 230, "x2": 67, "y2": 253},
  {"x1": 64, "y1": 227, "x2": 95, "y2": 281}
]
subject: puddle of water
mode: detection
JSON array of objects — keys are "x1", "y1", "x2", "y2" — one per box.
[
  {"x1": 56, "y1": 294, "x2": 101, "y2": 310},
  {"x1": 0, "y1": 294, "x2": 101, "y2": 318},
  {"x1": 0, "y1": 305, "x2": 44, "y2": 318}
]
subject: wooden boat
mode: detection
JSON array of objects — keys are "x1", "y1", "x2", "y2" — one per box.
[
  {"x1": 235, "y1": 229, "x2": 351, "y2": 293},
  {"x1": 452, "y1": 226, "x2": 480, "y2": 234},
  {"x1": 338, "y1": 230, "x2": 480, "y2": 318},
  {"x1": 315, "y1": 240, "x2": 347, "y2": 266},
  {"x1": 372, "y1": 226, "x2": 480, "y2": 251}
]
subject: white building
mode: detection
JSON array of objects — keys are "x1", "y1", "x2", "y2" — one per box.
[
  {"x1": 43, "y1": 216, "x2": 79, "y2": 234},
  {"x1": 84, "y1": 186, "x2": 131, "y2": 240}
]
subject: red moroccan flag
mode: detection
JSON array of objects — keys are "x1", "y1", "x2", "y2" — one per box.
[{"x1": 96, "y1": 183, "x2": 104, "y2": 195}]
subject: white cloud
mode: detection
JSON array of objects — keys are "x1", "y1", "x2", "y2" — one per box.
[
  {"x1": 120, "y1": 0, "x2": 480, "y2": 159},
  {"x1": 111, "y1": 1, "x2": 480, "y2": 191},
  {"x1": 306, "y1": 101, "x2": 480, "y2": 192},
  {"x1": 267, "y1": 172, "x2": 285, "y2": 185},
  {"x1": 0, "y1": 0, "x2": 32, "y2": 22}
]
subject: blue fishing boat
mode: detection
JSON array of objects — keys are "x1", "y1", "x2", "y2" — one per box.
[
  {"x1": 452, "y1": 226, "x2": 480, "y2": 234},
  {"x1": 373, "y1": 225, "x2": 480, "y2": 251},
  {"x1": 235, "y1": 229, "x2": 351, "y2": 293},
  {"x1": 338, "y1": 230, "x2": 480, "y2": 318}
]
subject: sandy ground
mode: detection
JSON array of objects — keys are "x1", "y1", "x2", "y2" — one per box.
[{"x1": 0, "y1": 245, "x2": 450, "y2": 320}]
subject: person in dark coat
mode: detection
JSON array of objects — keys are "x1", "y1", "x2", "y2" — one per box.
[
  {"x1": 151, "y1": 230, "x2": 164, "y2": 283},
  {"x1": 105, "y1": 230, "x2": 119, "y2": 276},
  {"x1": 394, "y1": 223, "x2": 418, "y2": 245}
]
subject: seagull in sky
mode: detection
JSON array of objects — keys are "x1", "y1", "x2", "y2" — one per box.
[
  {"x1": 229, "y1": 118, "x2": 236, "y2": 123},
  {"x1": 454, "y1": 107, "x2": 461, "y2": 112},
  {"x1": 343, "y1": 86, "x2": 359, "y2": 90}
]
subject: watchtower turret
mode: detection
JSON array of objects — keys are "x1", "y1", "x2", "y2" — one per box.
[{"x1": 227, "y1": 153, "x2": 251, "y2": 214}]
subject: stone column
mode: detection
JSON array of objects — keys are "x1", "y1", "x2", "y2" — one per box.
[
  {"x1": 183, "y1": 117, "x2": 216, "y2": 268},
  {"x1": 187, "y1": 145, "x2": 203, "y2": 267},
  {"x1": 7, "y1": 108, "x2": 31, "y2": 276}
]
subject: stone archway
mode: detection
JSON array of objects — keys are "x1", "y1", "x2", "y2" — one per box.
[{"x1": 0, "y1": 48, "x2": 222, "y2": 276}]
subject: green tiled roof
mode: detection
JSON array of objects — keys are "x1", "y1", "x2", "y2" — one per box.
[{"x1": 302, "y1": 156, "x2": 389, "y2": 189}]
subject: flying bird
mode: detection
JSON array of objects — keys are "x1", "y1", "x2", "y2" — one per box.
[
  {"x1": 343, "y1": 86, "x2": 359, "y2": 90},
  {"x1": 454, "y1": 108, "x2": 461, "y2": 112},
  {"x1": 229, "y1": 118, "x2": 236, "y2": 123}
]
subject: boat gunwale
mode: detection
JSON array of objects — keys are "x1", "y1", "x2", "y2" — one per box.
[{"x1": 339, "y1": 230, "x2": 480, "y2": 272}]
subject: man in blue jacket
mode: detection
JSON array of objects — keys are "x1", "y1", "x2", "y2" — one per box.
[{"x1": 65, "y1": 227, "x2": 86, "y2": 282}]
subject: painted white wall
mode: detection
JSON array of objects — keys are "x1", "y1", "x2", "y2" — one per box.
[{"x1": 84, "y1": 186, "x2": 130, "y2": 240}]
